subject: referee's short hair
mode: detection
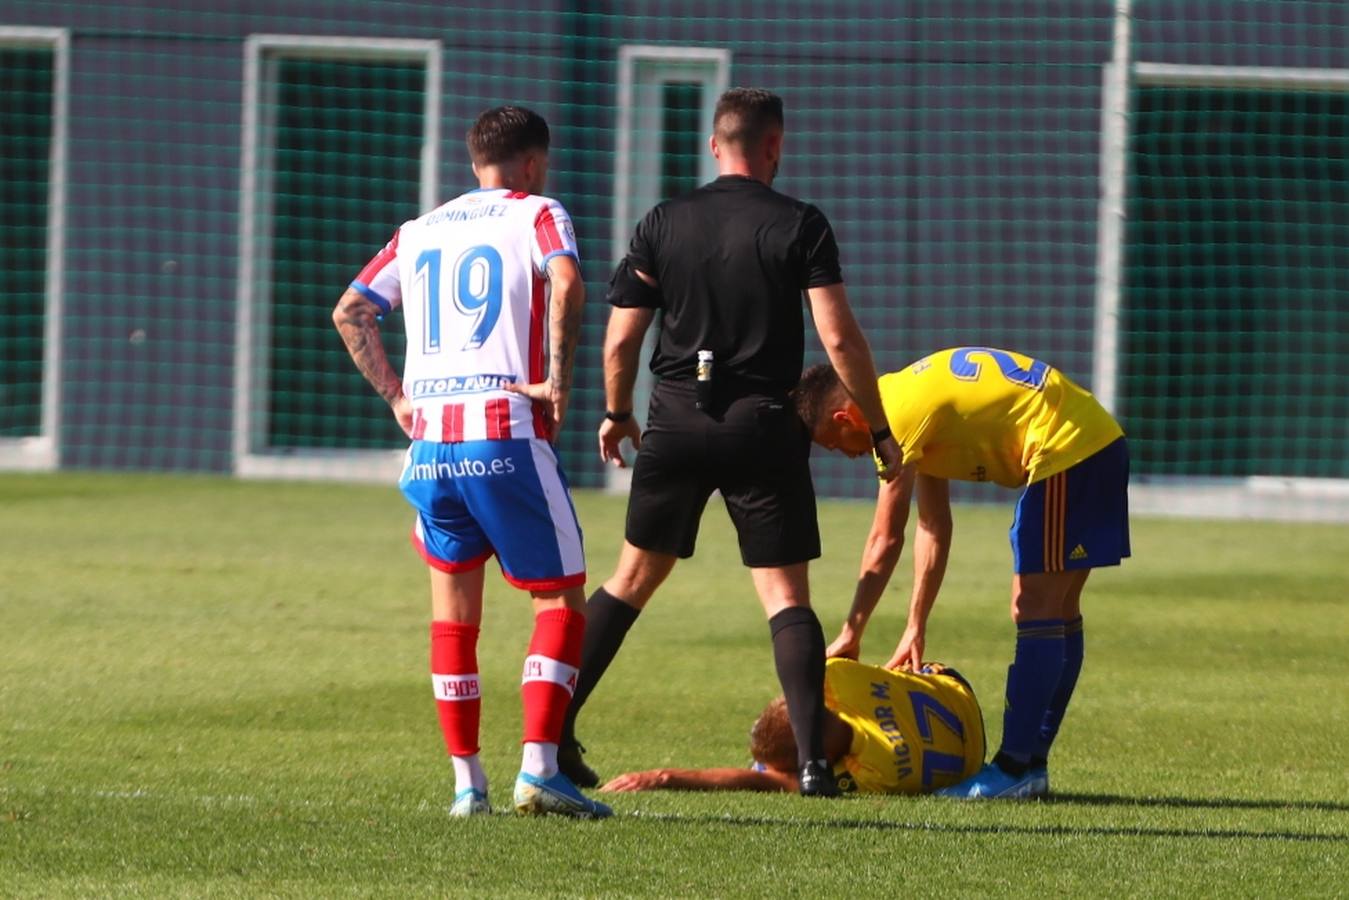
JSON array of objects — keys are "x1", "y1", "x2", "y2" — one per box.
[
  {"x1": 714, "y1": 88, "x2": 785, "y2": 150},
  {"x1": 792, "y1": 363, "x2": 844, "y2": 431},
  {"x1": 467, "y1": 105, "x2": 550, "y2": 166}
]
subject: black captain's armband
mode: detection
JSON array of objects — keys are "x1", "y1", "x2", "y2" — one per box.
[{"x1": 606, "y1": 258, "x2": 663, "y2": 309}]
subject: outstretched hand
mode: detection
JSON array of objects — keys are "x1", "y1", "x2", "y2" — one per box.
[{"x1": 600, "y1": 770, "x2": 668, "y2": 792}]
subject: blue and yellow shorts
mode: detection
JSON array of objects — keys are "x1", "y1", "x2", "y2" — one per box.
[{"x1": 1010, "y1": 437, "x2": 1130, "y2": 574}]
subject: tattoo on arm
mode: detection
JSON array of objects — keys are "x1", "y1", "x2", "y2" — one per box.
[
  {"x1": 333, "y1": 288, "x2": 402, "y2": 405},
  {"x1": 550, "y1": 293, "x2": 581, "y2": 393},
  {"x1": 547, "y1": 262, "x2": 586, "y2": 393}
]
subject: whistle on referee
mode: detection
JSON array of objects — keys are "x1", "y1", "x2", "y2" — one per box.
[{"x1": 695, "y1": 349, "x2": 714, "y2": 411}]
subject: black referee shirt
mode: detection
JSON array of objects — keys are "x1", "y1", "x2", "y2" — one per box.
[{"x1": 607, "y1": 174, "x2": 843, "y2": 394}]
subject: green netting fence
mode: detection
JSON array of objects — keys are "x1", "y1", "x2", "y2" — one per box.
[{"x1": 0, "y1": 1, "x2": 1345, "y2": 513}]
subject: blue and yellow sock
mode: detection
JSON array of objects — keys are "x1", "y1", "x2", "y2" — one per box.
[{"x1": 995, "y1": 618, "x2": 1066, "y2": 775}]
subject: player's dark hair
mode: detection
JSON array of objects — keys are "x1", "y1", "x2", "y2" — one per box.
[
  {"x1": 749, "y1": 696, "x2": 798, "y2": 772},
  {"x1": 714, "y1": 88, "x2": 785, "y2": 149},
  {"x1": 792, "y1": 363, "x2": 844, "y2": 431},
  {"x1": 466, "y1": 105, "x2": 550, "y2": 166}
]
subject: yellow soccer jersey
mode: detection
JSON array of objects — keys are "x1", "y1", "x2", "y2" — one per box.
[
  {"x1": 823, "y1": 658, "x2": 984, "y2": 795},
  {"x1": 878, "y1": 347, "x2": 1124, "y2": 487}
]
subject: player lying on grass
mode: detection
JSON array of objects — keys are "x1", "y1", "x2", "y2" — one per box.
[
  {"x1": 600, "y1": 658, "x2": 983, "y2": 794},
  {"x1": 793, "y1": 347, "x2": 1130, "y2": 799}
]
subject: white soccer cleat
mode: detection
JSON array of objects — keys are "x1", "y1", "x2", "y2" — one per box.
[{"x1": 449, "y1": 787, "x2": 491, "y2": 817}]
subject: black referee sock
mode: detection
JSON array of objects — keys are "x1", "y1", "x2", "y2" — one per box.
[
  {"x1": 768, "y1": 606, "x2": 828, "y2": 768},
  {"x1": 561, "y1": 587, "x2": 641, "y2": 744}
]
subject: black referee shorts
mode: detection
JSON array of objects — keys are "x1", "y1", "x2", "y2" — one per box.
[{"x1": 624, "y1": 379, "x2": 821, "y2": 567}]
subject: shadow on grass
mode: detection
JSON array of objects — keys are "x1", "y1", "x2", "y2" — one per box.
[
  {"x1": 626, "y1": 811, "x2": 1348, "y2": 845},
  {"x1": 1048, "y1": 792, "x2": 1349, "y2": 814}
]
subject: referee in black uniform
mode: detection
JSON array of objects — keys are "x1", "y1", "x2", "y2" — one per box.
[{"x1": 562, "y1": 88, "x2": 902, "y2": 796}]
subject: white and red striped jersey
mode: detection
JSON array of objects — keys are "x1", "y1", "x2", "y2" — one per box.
[{"x1": 351, "y1": 188, "x2": 580, "y2": 442}]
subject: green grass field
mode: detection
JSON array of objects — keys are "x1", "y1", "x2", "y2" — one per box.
[{"x1": 2, "y1": 473, "x2": 1346, "y2": 897}]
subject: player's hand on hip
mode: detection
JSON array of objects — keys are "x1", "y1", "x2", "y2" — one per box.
[
  {"x1": 874, "y1": 435, "x2": 904, "y2": 483},
  {"x1": 598, "y1": 417, "x2": 641, "y2": 467},
  {"x1": 391, "y1": 395, "x2": 414, "y2": 438},
  {"x1": 505, "y1": 380, "x2": 568, "y2": 438},
  {"x1": 825, "y1": 627, "x2": 862, "y2": 661}
]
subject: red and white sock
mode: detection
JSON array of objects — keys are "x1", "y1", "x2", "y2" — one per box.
[
  {"x1": 431, "y1": 621, "x2": 487, "y2": 793},
  {"x1": 520, "y1": 608, "x2": 585, "y2": 778}
]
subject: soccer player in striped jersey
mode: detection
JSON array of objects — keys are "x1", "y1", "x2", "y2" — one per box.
[
  {"x1": 793, "y1": 347, "x2": 1129, "y2": 799},
  {"x1": 333, "y1": 106, "x2": 609, "y2": 819},
  {"x1": 600, "y1": 658, "x2": 984, "y2": 795}
]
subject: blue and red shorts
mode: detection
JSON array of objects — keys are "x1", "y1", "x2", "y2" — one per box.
[
  {"x1": 1010, "y1": 437, "x2": 1130, "y2": 574},
  {"x1": 398, "y1": 438, "x2": 585, "y2": 591}
]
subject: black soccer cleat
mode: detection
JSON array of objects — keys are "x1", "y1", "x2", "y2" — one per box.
[
  {"x1": 798, "y1": 759, "x2": 841, "y2": 798},
  {"x1": 558, "y1": 738, "x2": 600, "y2": 789}
]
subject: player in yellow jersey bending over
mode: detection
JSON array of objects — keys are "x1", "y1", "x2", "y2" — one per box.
[
  {"x1": 792, "y1": 347, "x2": 1130, "y2": 799},
  {"x1": 601, "y1": 658, "x2": 984, "y2": 794}
]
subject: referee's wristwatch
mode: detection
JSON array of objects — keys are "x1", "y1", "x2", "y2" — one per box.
[
  {"x1": 871, "y1": 425, "x2": 893, "y2": 446},
  {"x1": 605, "y1": 410, "x2": 633, "y2": 423}
]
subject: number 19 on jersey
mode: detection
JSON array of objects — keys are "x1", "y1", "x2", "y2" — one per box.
[{"x1": 415, "y1": 245, "x2": 504, "y2": 355}]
